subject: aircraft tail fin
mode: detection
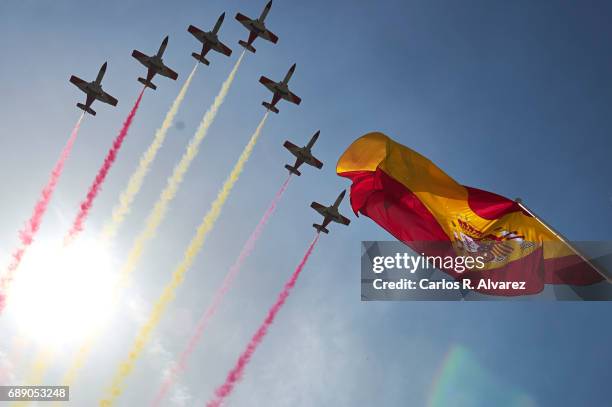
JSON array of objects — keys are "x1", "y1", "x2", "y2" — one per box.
[
  {"x1": 284, "y1": 164, "x2": 301, "y2": 176},
  {"x1": 76, "y1": 103, "x2": 96, "y2": 116},
  {"x1": 262, "y1": 102, "x2": 279, "y2": 113},
  {"x1": 313, "y1": 223, "x2": 329, "y2": 234},
  {"x1": 238, "y1": 40, "x2": 256, "y2": 53},
  {"x1": 191, "y1": 52, "x2": 210, "y2": 65},
  {"x1": 138, "y1": 77, "x2": 157, "y2": 90}
]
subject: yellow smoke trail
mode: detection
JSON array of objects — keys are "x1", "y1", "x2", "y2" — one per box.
[
  {"x1": 24, "y1": 350, "x2": 52, "y2": 384},
  {"x1": 60, "y1": 52, "x2": 245, "y2": 391},
  {"x1": 100, "y1": 112, "x2": 270, "y2": 406},
  {"x1": 115, "y1": 51, "x2": 244, "y2": 292},
  {"x1": 100, "y1": 63, "x2": 199, "y2": 243},
  {"x1": 10, "y1": 349, "x2": 54, "y2": 407}
]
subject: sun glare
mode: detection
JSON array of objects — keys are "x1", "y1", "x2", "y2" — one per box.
[{"x1": 7, "y1": 237, "x2": 116, "y2": 347}]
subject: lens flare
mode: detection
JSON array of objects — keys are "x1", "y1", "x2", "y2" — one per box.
[{"x1": 7, "y1": 237, "x2": 116, "y2": 348}]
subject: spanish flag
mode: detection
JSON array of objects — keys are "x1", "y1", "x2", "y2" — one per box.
[{"x1": 337, "y1": 132, "x2": 604, "y2": 296}]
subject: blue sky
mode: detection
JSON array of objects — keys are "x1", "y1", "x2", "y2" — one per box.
[{"x1": 0, "y1": 0, "x2": 611, "y2": 406}]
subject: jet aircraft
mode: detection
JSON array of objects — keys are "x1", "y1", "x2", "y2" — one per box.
[
  {"x1": 259, "y1": 63, "x2": 301, "y2": 113},
  {"x1": 311, "y1": 190, "x2": 351, "y2": 234},
  {"x1": 69, "y1": 62, "x2": 118, "y2": 116},
  {"x1": 283, "y1": 131, "x2": 323, "y2": 176},
  {"x1": 235, "y1": 0, "x2": 278, "y2": 53},
  {"x1": 132, "y1": 36, "x2": 178, "y2": 90},
  {"x1": 188, "y1": 12, "x2": 232, "y2": 65}
]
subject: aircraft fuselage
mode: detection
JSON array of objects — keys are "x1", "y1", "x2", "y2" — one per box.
[
  {"x1": 88, "y1": 83, "x2": 104, "y2": 98},
  {"x1": 321, "y1": 207, "x2": 344, "y2": 224},
  {"x1": 199, "y1": 31, "x2": 220, "y2": 46},
  {"x1": 293, "y1": 146, "x2": 311, "y2": 160},
  {"x1": 77, "y1": 81, "x2": 104, "y2": 100},
  {"x1": 246, "y1": 19, "x2": 266, "y2": 34},
  {"x1": 148, "y1": 56, "x2": 164, "y2": 71},
  {"x1": 271, "y1": 82, "x2": 289, "y2": 97}
]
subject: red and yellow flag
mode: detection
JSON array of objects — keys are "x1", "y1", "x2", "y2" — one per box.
[{"x1": 337, "y1": 132, "x2": 603, "y2": 295}]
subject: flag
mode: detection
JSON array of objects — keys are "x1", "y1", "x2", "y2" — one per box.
[{"x1": 337, "y1": 132, "x2": 604, "y2": 295}]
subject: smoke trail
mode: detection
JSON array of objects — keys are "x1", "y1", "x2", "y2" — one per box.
[
  {"x1": 0, "y1": 350, "x2": 16, "y2": 386},
  {"x1": 153, "y1": 175, "x2": 292, "y2": 406},
  {"x1": 0, "y1": 114, "x2": 84, "y2": 312},
  {"x1": 65, "y1": 88, "x2": 145, "y2": 243},
  {"x1": 62, "y1": 54, "x2": 244, "y2": 393},
  {"x1": 100, "y1": 111, "x2": 269, "y2": 406},
  {"x1": 114, "y1": 51, "x2": 244, "y2": 292},
  {"x1": 126, "y1": 296, "x2": 193, "y2": 406},
  {"x1": 0, "y1": 334, "x2": 26, "y2": 386},
  {"x1": 8, "y1": 349, "x2": 55, "y2": 407},
  {"x1": 22, "y1": 349, "x2": 54, "y2": 385},
  {"x1": 101, "y1": 64, "x2": 199, "y2": 243},
  {"x1": 207, "y1": 233, "x2": 321, "y2": 407}
]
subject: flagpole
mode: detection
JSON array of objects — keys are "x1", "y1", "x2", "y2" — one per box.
[{"x1": 515, "y1": 198, "x2": 611, "y2": 283}]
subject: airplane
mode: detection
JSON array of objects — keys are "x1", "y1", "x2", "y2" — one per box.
[
  {"x1": 311, "y1": 190, "x2": 351, "y2": 234},
  {"x1": 259, "y1": 63, "x2": 301, "y2": 114},
  {"x1": 132, "y1": 36, "x2": 178, "y2": 90},
  {"x1": 283, "y1": 130, "x2": 323, "y2": 176},
  {"x1": 235, "y1": 0, "x2": 278, "y2": 53},
  {"x1": 69, "y1": 62, "x2": 118, "y2": 116},
  {"x1": 188, "y1": 12, "x2": 232, "y2": 65}
]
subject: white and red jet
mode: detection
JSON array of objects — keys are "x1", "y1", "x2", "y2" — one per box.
[
  {"x1": 132, "y1": 36, "x2": 178, "y2": 90},
  {"x1": 311, "y1": 190, "x2": 351, "y2": 234},
  {"x1": 235, "y1": 0, "x2": 278, "y2": 53},
  {"x1": 69, "y1": 62, "x2": 118, "y2": 116},
  {"x1": 188, "y1": 12, "x2": 232, "y2": 65},
  {"x1": 259, "y1": 63, "x2": 301, "y2": 114},
  {"x1": 283, "y1": 131, "x2": 323, "y2": 176}
]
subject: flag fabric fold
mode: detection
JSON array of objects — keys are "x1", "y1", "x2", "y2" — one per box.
[{"x1": 337, "y1": 132, "x2": 603, "y2": 295}]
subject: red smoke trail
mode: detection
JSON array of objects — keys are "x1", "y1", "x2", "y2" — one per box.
[
  {"x1": 207, "y1": 233, "x2": 321, "y2": 407},
  {"x1": 66, "y1": 89, "x2": 145, "y2": 243},
  {"x1": 153, "y1": 175, "x2": 292, "y2": 407},
  {"x1": 0, "y1": 114, "x2": 85, "y2": 312}
]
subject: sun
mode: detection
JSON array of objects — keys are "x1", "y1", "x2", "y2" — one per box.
[{"x1": 6, "y1": 237, "x2": 117, "y2": 348}]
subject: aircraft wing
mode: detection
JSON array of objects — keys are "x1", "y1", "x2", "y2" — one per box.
[
  {"x1": 259, "y1": 76, "x2": 277, "y2": 93},
  {"x1": 260, "y1": 29, "x2": 279, "y2": 44},
  {"x1": 69, "y1": 75, "x2": 88, "y2": 92},
  {"x1": 283, "y1": 141, "x2": 300, "y2": 157},
  {"x1": 158, "y1": 65, "x2": 179, "y2": 80},
  {"x1": 235, "y1": 13, "x2": 252, "y2": 26},
  {"x1": 305, "y1": 155, "x2": 323, "y2": 169},
  {"x1": 310, "y1": 202, "x2": 327, "y2": 216},
  {"x1": 216, "y1": 41, "x2": 233, "y2": 57},
  {"x1": 98, "y1": 91, "x2": 118, "y2": 107},
  {"x1": 187, "y1": 24, "x2": 204, "y2": 39},
  {"x1": 336, "y1": 214, "x2": 351, "y2": 226},
  {"x1": 132, "y1": 50, "x2": 150, "y2": 66},
  {"x1": 282, "y1": 91, "x2": 302, "y2": 105}
]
